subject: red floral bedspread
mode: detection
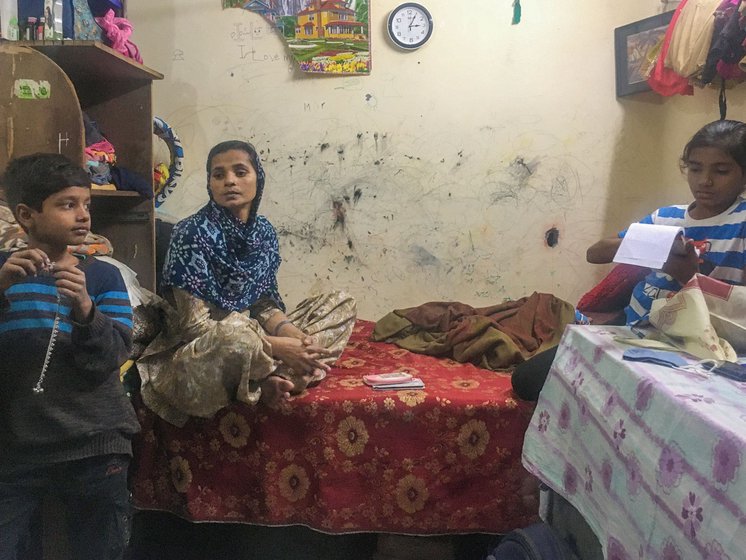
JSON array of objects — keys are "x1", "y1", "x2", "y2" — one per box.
[{"x1": 131, "y1": 320, "x2": 539, "y2": 534}]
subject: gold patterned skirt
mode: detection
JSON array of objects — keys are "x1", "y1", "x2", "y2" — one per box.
[{"x1": 138, "y1": 291, "x2": 356, "y2": 427}]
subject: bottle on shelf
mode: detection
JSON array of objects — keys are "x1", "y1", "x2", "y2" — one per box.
[
  {"x1": 25, "y1": 16, "x2": 36, "y2": 41},
  {"x1": 36, "y1": 16, "x2": 45, "y2": 41},
  {"x1": 0, "y1": 0, "x2": 19, "y2": 41}
]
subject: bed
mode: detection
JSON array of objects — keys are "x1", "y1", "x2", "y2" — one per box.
[{"x1": 130, "y1": 319, "x2": 539, "y2": 534}]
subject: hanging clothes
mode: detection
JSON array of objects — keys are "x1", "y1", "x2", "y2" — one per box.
[
  {"x1": 666, "y1": 0, "x2": 723, "y2": 78},
  {"x1": 72, "y1": 0, "x2": 103, "y2": 40},
  {"x1": 701, "y1": 0, "x2": 746, "y2": 84},
  {"x1": 648, "y1": 0, "x2": 695, "y2": 96}
]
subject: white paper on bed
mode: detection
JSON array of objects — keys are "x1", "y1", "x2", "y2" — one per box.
[{"x1": 613, "y1": 223, "x2": 685, "y2": 270}]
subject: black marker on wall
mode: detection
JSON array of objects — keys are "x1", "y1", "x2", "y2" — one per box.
[{"x1": 545, "y1": 228, "x2": 560, "y2": 248}]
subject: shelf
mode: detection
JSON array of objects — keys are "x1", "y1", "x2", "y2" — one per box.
[
  {"x1": 1, "y1": 40, "x2": 159, "y2": 292},
  {"x1": 90, "y1": 190, "x2": 150, "y2": 215},
  {"x1": 21, "y1": 40, "x2": 163, "y2": 84},
  {"x1": 91, "y1": 189, "x2": 143, "y2": 197}
]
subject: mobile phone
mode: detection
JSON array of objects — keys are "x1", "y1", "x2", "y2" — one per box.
[
  {"x1": 711, "y1": 361, "x2": 746, "y2": 382},
  {"x1": 363, "y1": 372, "x2": 413, "y2": 385}
]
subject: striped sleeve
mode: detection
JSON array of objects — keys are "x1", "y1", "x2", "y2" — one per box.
[
  {"x1": 93, "y1": 290, "x2": 133, "y2": 329},
  {"x1": 625, "y1": 272, "x2": 680, "y2": 325},
  {"x1": 618, "y1": 205, "x2": 688, "y2": 238},
  {"x1": 85, "y1": 259, "x2": 133, "y2": 333}
]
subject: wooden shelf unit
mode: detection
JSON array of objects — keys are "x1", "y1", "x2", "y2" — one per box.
[{"x1": 0, "y1": 41, "x2": 163, "y2": 291}]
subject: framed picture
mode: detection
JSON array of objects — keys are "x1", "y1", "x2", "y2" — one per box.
[
  {"x1": 614, "y1": 11, "x2": 674, "y2": 97},
  {"x1": 224, "y1": 0, "x2": 371, "y2": 76}
]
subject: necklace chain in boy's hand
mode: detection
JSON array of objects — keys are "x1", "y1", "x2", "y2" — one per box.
[
  {"x1": 0, "y1": 249, "x2": 53, "y2": 293},
  {"x1": 52, "y1": 261, "x2": 93, "y2": 322}
]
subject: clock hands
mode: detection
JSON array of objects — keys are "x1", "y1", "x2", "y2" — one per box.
[{"x1": 408, "y1": 14, "x2": 417, "y2": 30}]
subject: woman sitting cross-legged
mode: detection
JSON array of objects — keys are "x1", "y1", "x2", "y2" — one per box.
[{"x1": 137, "y1": 140, "x2": 356, "y2": 426}]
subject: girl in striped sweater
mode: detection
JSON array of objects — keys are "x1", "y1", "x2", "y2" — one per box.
[{"x1": 587, "y1": 120, "x2": 746, "y2": 325}]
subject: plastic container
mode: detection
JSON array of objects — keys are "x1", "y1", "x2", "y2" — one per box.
[
  {"x1": 26, "y1": 16, "x2": 37, "y2": 41},
  {"x1": 0, "y1": 0, "x2": 19, "y2": 40}
]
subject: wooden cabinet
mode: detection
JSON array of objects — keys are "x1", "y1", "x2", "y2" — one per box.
[{"x1": 0, "y1": 41, "x2": 163, "y2": 291}]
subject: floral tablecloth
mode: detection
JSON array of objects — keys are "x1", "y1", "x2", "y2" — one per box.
[
  {"x1": 522, "y1": 325, "x2": 746, "y2": 559},
  {"x1": 131, "y1": 320, "x2": 539, "y2": 534}
]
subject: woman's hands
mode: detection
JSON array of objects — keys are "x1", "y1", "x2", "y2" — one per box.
[{"x1": 268, "y1": 334, "x2": 332, "y2": 377}]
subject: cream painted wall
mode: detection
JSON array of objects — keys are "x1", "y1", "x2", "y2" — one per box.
[{"x1": 127, "y1": 0, "x2": 712, "y2": 320}]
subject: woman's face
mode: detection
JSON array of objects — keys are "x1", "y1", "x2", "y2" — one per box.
[{"x1": 209, "y1": 149, "x2": 258, "y2": 222}]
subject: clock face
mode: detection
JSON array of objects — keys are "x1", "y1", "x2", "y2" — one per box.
[{"x1": 387, "y1": 3, "x2": 433, "y2": 50}]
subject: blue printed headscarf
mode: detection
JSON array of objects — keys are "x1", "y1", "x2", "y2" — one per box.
[{"x1": 161, "y1": 141, "x2": 284, "y2": 312}]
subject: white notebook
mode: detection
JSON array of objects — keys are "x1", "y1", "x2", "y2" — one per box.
[{"x1": 613, "y1": 223, "x2": 685, "y2": 270}]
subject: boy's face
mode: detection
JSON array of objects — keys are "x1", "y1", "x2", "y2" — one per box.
[
  {"x1": 686, "y1": 147, "x2": 746, "y2": 218},
  {"x1": 17, "y1": 186, "x2": 91, "y2": 249}
]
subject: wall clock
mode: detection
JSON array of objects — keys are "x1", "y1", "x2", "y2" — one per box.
[{"x1": 387, "y1": 3, "x2": 434, "y2": 50}]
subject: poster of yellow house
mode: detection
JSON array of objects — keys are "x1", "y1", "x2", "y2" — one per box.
[
  {"x1": 225, "y1": 0, "x2": 371, "y2": 75},
  {"x1": 297, "y1": 1, "x2": 364, "y2": 40}
]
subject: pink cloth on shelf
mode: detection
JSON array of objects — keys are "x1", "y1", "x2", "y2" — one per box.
[
  {"x1": 94, "y1": 9, "x2": 143, "y2": 63},
  {"x1": 85, "y1": 139, "x2": 116, "y2": 157}
]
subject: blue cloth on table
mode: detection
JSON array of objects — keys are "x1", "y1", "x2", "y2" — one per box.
[{"x1": 622, "y1": 347, "x2": 688, "y2": 368}]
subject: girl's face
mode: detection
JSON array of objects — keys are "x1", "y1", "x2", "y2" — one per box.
[
  {"x1": 686, "y1": 147, "x2": 746, "y2": 219},
  {"x1": 209, "y1": 149, "x2": 257, "y2": 223}
]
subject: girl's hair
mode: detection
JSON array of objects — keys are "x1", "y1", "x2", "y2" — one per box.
[
  {"x1": 681, "y1": 120, "x2": 746, "y2": 173},
  {"x1": 206, "y1": 140, "x2": 259, "y2": 174}
]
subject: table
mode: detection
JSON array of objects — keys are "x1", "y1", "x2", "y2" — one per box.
[{"x1": 522, "y1": 325, "x2": 746, "y2": 559}]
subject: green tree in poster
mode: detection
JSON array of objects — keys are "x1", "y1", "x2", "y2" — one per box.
[
  {"x1": 356, "y1": 0, "x2": 369, "y2": 34},
  {"x1": 222, "y1": 0, "x2": 243, "y2": 7},
  {"x1": 277, "y1": 16, "x2": 297, "y2": 39}
]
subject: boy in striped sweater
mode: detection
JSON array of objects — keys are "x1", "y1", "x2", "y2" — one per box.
[
  {"x1": 587, "y1": 120, "x2": 746, "y2": 325},
  {"x1": 0, "y1": 153, "x2": 138, "y2": 559}
]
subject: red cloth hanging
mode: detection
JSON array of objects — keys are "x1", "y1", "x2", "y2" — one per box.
[{"x1": 648, "y1": 0, "x2": 695, "y2": 96}]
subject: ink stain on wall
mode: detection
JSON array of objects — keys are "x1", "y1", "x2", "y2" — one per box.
[
  {"x1": 513, "y1": 157, "x2": 535, "y2": 177},
  {"x1": 411, "y1": 245, "x2": 439, "y2": 267},
  {"x1": 223, "y1": 127, "x2": 594, "y2": 319},
  {"x1": 545, "y1": 227, "x2": 560, "y2": 248},
  {"x1": 332, "y1": 200, "x2": 346, "y2": 229}
]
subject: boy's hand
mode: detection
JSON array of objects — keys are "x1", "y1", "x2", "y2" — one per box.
[
  {"x1": 662, "y1": 241, "x2": 699, "y2": 285},
  {"x1": 53, "y1": 261, "x2": 93, "y2": 322},
  {"x1": 0, "y1": 249, "x2": 51, "y2": 293}
]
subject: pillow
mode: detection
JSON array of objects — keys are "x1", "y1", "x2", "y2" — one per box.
[
  {"x1": 0, "y1": 204, "x2": 25, "y2": 252},
  {"x1": 576, "y1": 264, "x2": 650, "y2": 313}
]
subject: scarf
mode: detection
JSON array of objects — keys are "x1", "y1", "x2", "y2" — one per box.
[{"x1": 161, "y1": 154, "x2": 284, "y2": 312}]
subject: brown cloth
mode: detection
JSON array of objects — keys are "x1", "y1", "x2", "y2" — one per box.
[{"x1": 371, "y1": 292, "x2": 576, "y2": 371}]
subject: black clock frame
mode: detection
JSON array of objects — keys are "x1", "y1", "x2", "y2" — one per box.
[{"x1": 387, "y1": 2, "x2": 434, "y2": 50}]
